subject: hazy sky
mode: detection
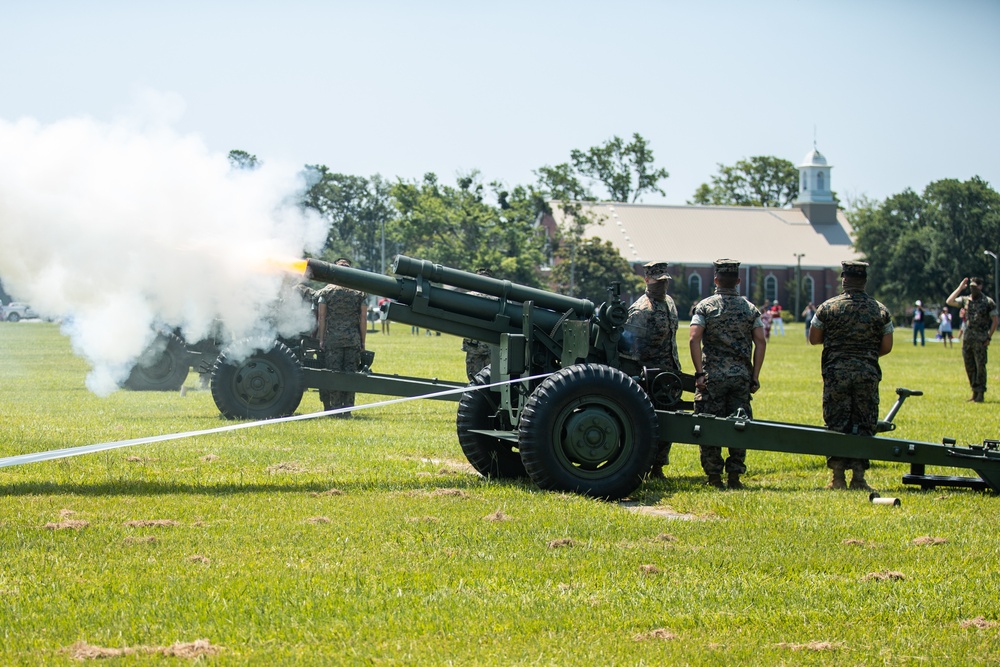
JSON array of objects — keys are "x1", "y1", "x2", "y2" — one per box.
[{"x1": 2, "y1": 0, "x2": 998, "y2": 206}]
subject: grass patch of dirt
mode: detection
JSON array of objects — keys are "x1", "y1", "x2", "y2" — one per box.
[
  {"x1": 775, "y1": 641, "x2": 845, "y2": 651},
  {"x1": 483, "y1": 510, "x2": 511, "y2": 522},
  {"x1": 124, "y1": 520, "x2": 179, "y2": 528},
  {"x1": 63, "y1": 639, "x2": 221, "y2": 659},
  {"x1": 959, "y1": 617, "x2": 998, "y2": 629},
  {"x1": 547, "y1": 538, "x2": 575, "y2": 549},
  {"x1": 862, "y1": 570, "x2": 906, "y2": 582},
  {"x1": 633, "y1": 628, "x2": 677, "y2": 641},
  {"x1": 44, "y1": 520, "x2": 89, "y2": 530},
  {"x1": 912, "y1": 536, "x2": 947, "y2": 545}
]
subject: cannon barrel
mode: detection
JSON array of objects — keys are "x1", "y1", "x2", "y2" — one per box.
[{"x1": 303, "y1": 257, "x2": 594, "y2": 344}]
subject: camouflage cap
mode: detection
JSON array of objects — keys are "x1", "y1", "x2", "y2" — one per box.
[
  {"x1": 713, "y1": 259, "x2": 740, "y2": 275},
  {"x1": 644, "y1": 261, "x2": 672, "y2": 281},
  {"x1": 841, "y1": 260, "x2": 868, "y2": 278},
  {"x1": 475, "y1": 267, "x2": 494, "y2": 277},
  {"x1": 335, "y1": 257, "x2": 352, "y2": 267}
]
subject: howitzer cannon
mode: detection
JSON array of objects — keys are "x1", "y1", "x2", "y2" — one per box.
[{"x1": 301, "y1": 256, "x2": 1000, "y2": 500}]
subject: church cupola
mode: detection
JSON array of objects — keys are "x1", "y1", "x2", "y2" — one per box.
[{"x1": 795, "y1": 145, "x2": 838, "y2": 224}]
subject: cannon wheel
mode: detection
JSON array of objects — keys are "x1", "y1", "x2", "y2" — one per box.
[
  {"x1": 123, "y1": 333, "x2": 191, "y2": 391},
  {"x1": 518, "y1": 364, "x2": 657, "y2": 500},
  {"x1": 211, "y1": 339, "x2": 304, "y2": 420},
  {"x1": 456, "y1": 366, "x2": 527, "y2": 479}
]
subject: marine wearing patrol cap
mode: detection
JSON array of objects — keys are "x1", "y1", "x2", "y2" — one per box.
[
  {"x1": 335, "y1": 257, "x2": 353, "y2": 267},
  {"x1": 644, "y1": 261, "x2": 672, "y2": 281},
  {"x1": 713, "y1": 259, "x2": 740, "y2": 275},
  {"x1": 840, "y1": 260, "x2": 868, "y2": 278}
]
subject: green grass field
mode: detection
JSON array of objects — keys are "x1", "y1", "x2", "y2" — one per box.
[{"x1": 1, "y1": 321, "x2": 998, "y2": 665}]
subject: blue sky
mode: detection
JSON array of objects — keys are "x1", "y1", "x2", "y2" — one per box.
[{"x1": 2, "y1": 0, "x2": 998, "y2": 206}]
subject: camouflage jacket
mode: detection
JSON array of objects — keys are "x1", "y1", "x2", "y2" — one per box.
[
  {"x1": 812, "y1": 289, "x2": 893, "y2": 379},
  {"x1": 955, "y1": 294, "x2": 998, "y2": 342},
  {"x1": 691, "y1": 287, "x2": 762, "y2": 379},
  {"x1": 625, "y1": 292, "x2": 680, "y2": 371},
  {"x1": 317, "y1": 284, "x2": 367, "y2": 347}
]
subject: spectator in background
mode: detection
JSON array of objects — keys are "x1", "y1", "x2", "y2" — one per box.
[
  {"x1": 912, "y1": 300, "x2": 926, "y2": 346},
  {"x1": 770, "y1": 302, "x2": 785, "y2": 335},
  {"x1": 802, "y1": 302, "x2": 816, "y2": 339},
  {"x1": 938, "y1": 307, "x2": 954, "y2": 348}
]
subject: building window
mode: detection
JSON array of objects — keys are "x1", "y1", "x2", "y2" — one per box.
[
  {"x1": 817, "y1": 171, "x2": 825, "y2": 191},
  {"x1": 765, "y1": 274, "x2": 778, "y2": 304},
  {"x1": 804, "y1": 275, "x2": 815, "y2": 305},
  {"x1": 801, "y1": 173, "x2": 808, "y2": 191},
  {"x1": 688, "y1": 273, "x2": 702, "y2": 299}
]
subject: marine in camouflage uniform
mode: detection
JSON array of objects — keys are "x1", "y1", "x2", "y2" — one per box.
[
  {"x1": 809, "y1": 261, "x2": 894, "y2": 490},
  {"x1": 946, "y1": 276, "x2": 998, "y2": 402},
  {"x1": 624, "y1": 261, "x2": 680, "y2": 479},
  {"x1": 689, "y1": 260, "x2": 766, "y2": 489},
  {"x1": 462, "y1": 268, "x2": 494, "y2": 381},
  {"x1": 316, "y1": 258, "x2": 368, "y2": 416}
]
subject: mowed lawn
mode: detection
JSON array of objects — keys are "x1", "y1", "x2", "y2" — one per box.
[{"x1": 1, "y1": 320, "x2": 998, "y2": 666}]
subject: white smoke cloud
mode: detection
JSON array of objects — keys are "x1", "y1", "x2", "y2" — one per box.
[{"x1": 0, "y1": 95, "x2": 329, "y2": 395}]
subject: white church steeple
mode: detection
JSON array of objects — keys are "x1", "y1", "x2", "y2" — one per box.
[{"x1": 794, "y1": 143, "x2": 838, "y2": 224}]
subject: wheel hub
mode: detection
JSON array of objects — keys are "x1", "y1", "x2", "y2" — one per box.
[
  {"x1": 563, "y1": 409, "x2": 620, "y2": 465},
  {"x1": 235, "y1": 361, "x2": 280, "y2": 403}
]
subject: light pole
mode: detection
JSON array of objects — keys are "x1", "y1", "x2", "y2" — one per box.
[
  {"x1": 986, "y1": 250, "x2": 999, "y2": 301},
  {"x1": 793, "y1": 253, "x2": 805, "y2": 322}
]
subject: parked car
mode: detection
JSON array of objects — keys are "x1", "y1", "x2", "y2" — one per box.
[{"x1": 2, "y1": 302, "x2": 40, "y2": 322}]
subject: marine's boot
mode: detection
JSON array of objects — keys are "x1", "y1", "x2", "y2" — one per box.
[
  {"x1": 727, "y1": 474, "x2": 744, "y2": 490},
  {"x1": 967, "y1": 392, "x2": 979, "y2": 402},
  {"x1": 827, "y1": 469, "x2": 847, "y2": 490},
  {"x1": 973, "y1": 391, "x2": 985, "y2": 403},
  {"x1": 849, "y1": 468, "x2": 873, "y2": 491},
  {"x1": 706, "y1": 473, "x2": 725, "y2": 489},
  {"x1": 649, "y1": 466, "x2": 667, "y2": 480}
]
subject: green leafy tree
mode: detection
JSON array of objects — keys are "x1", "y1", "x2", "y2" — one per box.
[
  {"x1": 535, "y1": 163, "x2": 599, "y2": 296},
  {"x1": 690, "y1": 156, "x2": 800, "y2": 207},
  {"x1": 228, "y1": 149, "x2": 260, "y2": 170},
  {"x1": 549, "y1": 238, "x2": 642, "y2": 304},
  {"x1": 301, "y1": 166, "x2": 396, "y2": 272},
  {"x1": 570, "y1": 133, "x2": 669, "y2": 203},
  {"x1": 848, "y1": 177, "x2": 1000, "y2": 314}
]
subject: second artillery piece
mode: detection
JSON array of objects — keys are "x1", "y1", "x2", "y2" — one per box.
[{"x1": 301, "y1": 255, "x2": 1000, "y2": 501}]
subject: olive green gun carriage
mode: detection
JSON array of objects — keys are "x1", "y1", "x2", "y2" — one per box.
[{"x1": 302, "y1": 255, "x2": 1000, "y2": 500}]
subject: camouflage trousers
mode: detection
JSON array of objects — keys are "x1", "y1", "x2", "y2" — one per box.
[
  {"x1": 822, "y1": 369, "x2": 878, "y2": 471},
  {"x1": 465, "y1": 352, "x2": 491, "y2": 382},
  {"x1": 321, "y1": 346, "x2": 362, "y2": 411},
  {"x1": 695, "y1": 372, "x2": 750, "y2": 476},
  {"x1": 962, "y1": 338, "x2": 989, "y2": 394}
]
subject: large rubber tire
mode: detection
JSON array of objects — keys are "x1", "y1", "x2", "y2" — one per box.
[
  {"x1": 211, "y1": 339, "x2": 304, "y2": 420},
  {"x1": 456, "y1": 366, "x2": 528, "y2": 479},
  {"x1": 518, "y1": 364, "x2": 658, "y2": 500},
  {"x1": 123, "y1": 333, "x2": 191, "y2": 391},
  {"x1": 7, "y1": 312, "x2": 20, "y2": 322}
]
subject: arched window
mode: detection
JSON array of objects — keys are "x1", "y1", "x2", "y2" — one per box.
[
  {"x1": 765, "y1": 274, "x2": 778, "y2": 304},
  {"x1": 804, "y1": 275, "x2": 815, "y2": 305},
  {"x1": 688, "y1": 273, "x2": 702, "y2": 298},
  {"x1": 801, "y1": 173, "x2": 808, "y2": 191},
  {"x1": 817, "y1": 171, "x2": 825, "y2": 191}
]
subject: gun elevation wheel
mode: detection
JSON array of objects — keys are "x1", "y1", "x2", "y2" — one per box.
[
  {"x1": 456, "y1": 366, "x2": 527, "y2": 479},
  {"x1": 211, "y1": 339, "x2": 304, "y2": 420},
  {"x1": 518, "y1": 364, "x2": 658, "y2": 500},
  {"x1": 124, "y1": 333, "x2": 191, "y2": 391}
]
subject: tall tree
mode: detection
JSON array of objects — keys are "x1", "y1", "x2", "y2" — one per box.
[
  {"x1": 570, "y1": 133, "x2": 669, "y2": 203},
  {"x1": 535, "y1": 163, "x2": 598, "y2": 295},
  {"x1": 301, "y1": 166, "x2": 395, "y2": 272},
  {"x1": 228, "y1": 149, "x2": 260, "y2": 170},
  {"x1": 549, "y1": 238, "x2": 643, "y2": 304},
  {"x1": 690, "y1": 156, "x2": 800, "y2": 207}
]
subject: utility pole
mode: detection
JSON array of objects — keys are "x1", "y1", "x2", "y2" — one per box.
[
  {"x1": 793, "y1": 253, "x2": 805, "y2": 322},
  {"x1": 986, "y1": 250, "x2": 999, "y2": 302}
]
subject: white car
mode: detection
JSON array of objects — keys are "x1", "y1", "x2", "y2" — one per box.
[{"x1": 2, "y1": 302, "x2": 40, "y2": 322}]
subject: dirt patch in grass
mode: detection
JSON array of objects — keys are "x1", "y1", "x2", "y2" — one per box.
[
  {"x1": 200, "y1": 454, "x2": 219, "y2": 462},
  {"x1": 863, "y1": 570, "x2": 906, "y2": 582},
  {"x1": 959, "y1": 617, "x2": 998, "y2": 629},
  {"x1": 620, "y1": 502, "x2": 704, "y2": 521},
  {"x1": 125, "y1": 456, "x2": 157, "y2": 463},
  {"x1": 307, "y1": 516, "x2": 332, "y2": 524},
  {"x1": 775, "y1": 641, "x2": 845, "y2": 651},
  {"x1": 430, "y1": 488, "x2": 470, "y2": 498},
  {"x1": 311, "y1": 488, "x2": 345, "y2": 497},
  {"x1": 654, "y1": 533, "x2": 677, "y2": 543},
  {"x1": 484, "y1": 510, "x2": 511, "y2": 522},
  {"x1": 633, "y1": 628, "x2": 676, "y2": 641},
  {"x1": 842, "y1": 539, "x2": 867, "y2": 546},
  {"x1": 912, "y1": 536, "x2": 948, "y2": 546},
  {"x1": 63, "y1": 639, "x2": 221, "y2": 659},
  {"x1": 547, "y1": 538, "x2": 575, "y2": 549},
  {"x1": 417, "y1": 457, "x2": 477, "y2": 474},
  {"x1": 123, "y1": 536, "x2": 158, "y2": 544},
  {"x1": 406, "y1": 516, "x2": 440, "y2": 524},
  {"x1": 59, "y1": 509, "x2": 77, "y2": 518},
  {"x1": 188, "y1": 555, "x2": 211, "y2": 564},
  {"x1": 124, "y1": 519, "x2": 179, "y2": 528},
  {"x1": 639, "y1": 564, "x2": 661, "y2": 575},
  {"x1": 44, "y1": 520, "x2": 89, "y2": 530},
  {"x1": 266, "y1": 461, "x2": 306, "y2": 474}
]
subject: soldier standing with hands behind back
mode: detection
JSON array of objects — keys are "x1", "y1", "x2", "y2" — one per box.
[
  {"x1": 689, "y1": 259, "x2": 766, "y2": 489},
  {"x1": 947, "y1": 276, "x2": 998, "y2": 402},
  {"x1": 809, "y1": 261, "x2": 893, "y2": 490},
  {"x1": 316, "y1": 258, "x2": 368, "y2": 417},
  {"x1": 624, "y1": 261, "x2": 681, "y2": 479}
]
